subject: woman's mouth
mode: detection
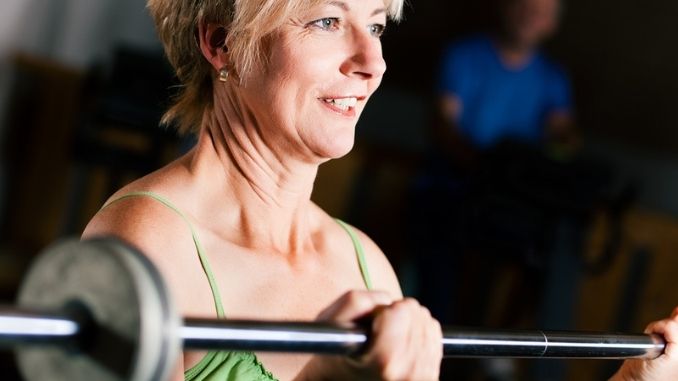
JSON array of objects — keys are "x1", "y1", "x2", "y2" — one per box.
[{"x1": 320, "y1": 97, "x2": 359, "y2": 116}]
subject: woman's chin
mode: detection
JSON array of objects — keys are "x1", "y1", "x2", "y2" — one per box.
[{"x1": 310, "y1": 134, "x2": 356, "y2": 161}]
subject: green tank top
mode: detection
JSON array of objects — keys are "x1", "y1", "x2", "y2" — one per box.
[{"x1": 102, "y1": 191, "x2": 373, "y2": 381}]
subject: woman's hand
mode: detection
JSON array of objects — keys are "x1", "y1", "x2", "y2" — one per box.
[
  {"x1": 297, "y1": 290, "x2": 443, "y2": 381},
  {"x1": 611, "y1": 307, "x2": 678, "y2": 381}
]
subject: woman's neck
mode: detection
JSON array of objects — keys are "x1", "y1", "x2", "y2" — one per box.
[{"x1": 188, "y1": 85, "x2": 321, "y2": 256}]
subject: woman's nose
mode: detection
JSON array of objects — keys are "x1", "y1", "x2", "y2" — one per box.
[{"x1": 341, "y1": 29, "x2": 387, "y2": 80}]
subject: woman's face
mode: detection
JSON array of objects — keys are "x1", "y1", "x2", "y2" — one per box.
[{"x1": 239, "y1": 0, "x2": 388, "y2": 163}]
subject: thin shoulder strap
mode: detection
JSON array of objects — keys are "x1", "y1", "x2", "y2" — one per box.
[
  {"x1": 334, "y1": 219, "x2": 373, "y2": 290},
  {"x1": 101, "y1": 191, "x2": 226, "y2": 318}
]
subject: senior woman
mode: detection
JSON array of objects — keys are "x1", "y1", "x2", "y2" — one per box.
[{"x1": 83, "y1": 0, "x2": 678, "y2": 380}]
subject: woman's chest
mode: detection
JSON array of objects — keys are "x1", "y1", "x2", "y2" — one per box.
[
  {"x1": 181, "y1": 247, "x2": 368, "y2": 380},
  {"x1": 212, "y1": 249, "x2": 367, "y2": 319}
]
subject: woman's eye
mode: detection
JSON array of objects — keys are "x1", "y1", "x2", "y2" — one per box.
[
  {"x1": 369, "y1": 23, "x2": 386, "y2": 38},
  {"x1": 310, "y1": 17, "x2": 340, "y2": 31}
]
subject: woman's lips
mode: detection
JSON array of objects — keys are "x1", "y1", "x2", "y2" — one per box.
[{"x1": 319, "y1": 97, "x2": 360, "y2": 117}]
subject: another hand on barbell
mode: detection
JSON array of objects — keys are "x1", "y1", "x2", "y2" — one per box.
[{"x1": 611, "y1": 307, "x2": 678, "y2": 381}]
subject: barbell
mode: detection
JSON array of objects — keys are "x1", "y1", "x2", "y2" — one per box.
[{"x1": 0, "y1": 238, "x2": 667, "y2": 381}]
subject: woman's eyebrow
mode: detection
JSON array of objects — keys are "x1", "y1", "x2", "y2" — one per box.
[
  {"x1": 371, "y1": 8, "x2": 387, "y2": 17},
  {"x1": 328, "y1": 1, "x2": 387, "y2": 17},
  {"x1": 328, "y1": 1, "x2": 349, "y2": 11}
]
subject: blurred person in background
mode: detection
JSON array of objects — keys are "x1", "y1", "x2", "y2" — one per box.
[
  {"x1": 416, "y1": 1, "x2": 598, "y2": 379},
  {"x1": 436, "y1": 0, "x2": 577, "y2": 167},
  {"x1": 419, "y1": 0, "x2": 580, "y2": 323}
]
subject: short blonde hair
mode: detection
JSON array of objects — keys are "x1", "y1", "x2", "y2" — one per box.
[{"x1": 147, "y1": 0, "x2": 405, "y2": 135}]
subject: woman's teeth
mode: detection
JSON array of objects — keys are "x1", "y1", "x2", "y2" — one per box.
[{"x1": 323, "y1": 97, "x2": 358, "y2": 111}]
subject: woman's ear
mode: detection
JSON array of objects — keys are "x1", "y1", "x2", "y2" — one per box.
[{"x1": 197, "y1": 22, "x2": 230, "y2": 71}]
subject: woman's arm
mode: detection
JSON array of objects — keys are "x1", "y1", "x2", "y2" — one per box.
[
  {"x1": 291, "y1": 226, "x2": 442, "y2": 381},
  {"x1": 83, "y1": 196, "x2": 204, "y2": 381},
  {"x1": 168, "y1": 359, "x2": 186, "y2": 381},
  {"x1": 350, "y1": 226, "x2": 403, "y2": 299}
]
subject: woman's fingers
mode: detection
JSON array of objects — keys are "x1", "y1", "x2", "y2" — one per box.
[
  {"x1": 368, "y1": 299, "x2": 412, "y2": 378},
  {"x1": 409, "y1": 304, "x2": 432, "y2": 378},
  {"x1": 367, "y1": 298, "x2": 442, "y2": 380},
  {"x1": 614, "y1": 308, "x2": 678, "y2": 381},
  {"x1": 317, "y1": 290, "x2": 394, "y2": 322},
  {"x1": 316, "y1": 292, "x2": 442, "y2": 380},
  {"x1": 425, "y1": 312, "x2": 444, "y2": 376},
  {"x1": 418, "y1": 305, "x2": 443, "y2": 379},
  {"x1": 645, "y1": 315, "x2": 678, "y2": 358}
]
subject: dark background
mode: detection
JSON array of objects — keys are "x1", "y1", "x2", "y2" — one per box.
[{"x1": 3, "y1": 0, "x2": 678, "y2": 380}]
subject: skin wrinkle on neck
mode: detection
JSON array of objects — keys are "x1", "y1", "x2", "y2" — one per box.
[
  {"x1": 191, "y1": 82, "x2": 320, "y2": 256},
  {"x1": 225, "y1": 81, "x2": 315, "y2": 201}
]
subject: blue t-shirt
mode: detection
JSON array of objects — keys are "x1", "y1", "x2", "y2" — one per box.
[{"x1": 438, "y1": 35, "x2": 572, "y2": 149}]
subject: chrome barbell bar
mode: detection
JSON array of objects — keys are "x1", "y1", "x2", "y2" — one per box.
[{"x1": 0, "y1": 307, "x2": 665, "y2": 360}]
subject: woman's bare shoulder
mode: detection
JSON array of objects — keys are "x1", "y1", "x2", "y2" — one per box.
[
  {"x1": 349, "y1": 225, "x2": 403, "y2": 299},
  {"x1": 83, "y1": 190, "x2": 181, "y2": 241},
  {"x1": 83, "y1": 168, "x2": 219, "y2": 320},
  {"x1": 82, "y1": 167, "x2": 196, "y2": 265}
]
